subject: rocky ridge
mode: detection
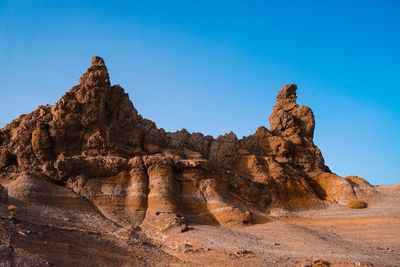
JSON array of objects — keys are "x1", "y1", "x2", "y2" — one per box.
[{"x1": 0, "y1": 56, "x2": 371, "y2": 232}]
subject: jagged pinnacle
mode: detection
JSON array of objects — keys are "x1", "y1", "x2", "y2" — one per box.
[{"x1": 79, "y1": 56, "x2": 110, "y2": 88}]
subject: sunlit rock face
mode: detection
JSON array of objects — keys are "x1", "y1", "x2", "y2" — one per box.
[{"x1": 0, "y1": 56, "x2": 364, "y2": 229}]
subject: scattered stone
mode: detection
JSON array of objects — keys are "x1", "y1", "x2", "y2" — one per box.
[
  {"x1": 178, "y1": 224, "x2": 189, "y2": 233},
  {"x1": 234, "y1": 249, "x2": 255, "y2": 258},
  {"x1": 182, "y1": 244, "x2": 194, "y2": 253},
  {"x1": 377, "y1": 246, "x2": 395, "y2": 252},
  {"x1": 17, "y1": 230, "x2": 27, "y2": 237},
  {"x1": 312, "y1": 259, "x2": 331, "y2": 267}
]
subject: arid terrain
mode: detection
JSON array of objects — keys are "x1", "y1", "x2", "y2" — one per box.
[
  {"x1": 0, "y1": 57, "x2": 398, "y2": 266},
  {"x1": 162, "y1": 184, "x2": 400, "y2": 266}
]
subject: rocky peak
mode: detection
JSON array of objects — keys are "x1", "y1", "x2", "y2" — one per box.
[
  {"x1": 269, "y1": 84, "x2": 315, "y2": 140},
  {"x1": 49, "y1": 57, "x2": 143, "y2": 159},
  {"x1": 276, "y1": 84, "x2": 297, "y2": 110},
  {"x1": 0, "y1": 56, "x2": 362, "y2": 230},
  {"x1": 79, "y1": 56, "x2": 111, "y2": 89}
]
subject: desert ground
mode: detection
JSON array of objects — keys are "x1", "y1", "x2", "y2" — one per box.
[
  {"x1": 1, "y1": 179, "x2": 399, "y2": 267},
  {"x1": 159, "y1": 184, "x2": 400, "y2": 266}
]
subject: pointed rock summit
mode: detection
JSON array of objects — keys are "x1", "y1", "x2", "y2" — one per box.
[
  {"x1": 50, "y1": 56, "x2": 143, "y2": 161},
  {"x1": 79, "y1": 56, "x2": 110, "y2": 88},
  {"x1": 270, "y1": 84, "x2": 315, "y2": 140},
  {"x1": 0, "y1": 57, "x2": 369, "y2": 230}
]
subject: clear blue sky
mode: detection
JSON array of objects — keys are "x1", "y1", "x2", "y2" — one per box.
[{"x1": 1, "y1": 0, "x2": 399, "y2": 185}]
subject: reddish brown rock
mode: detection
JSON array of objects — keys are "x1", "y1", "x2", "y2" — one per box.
[
  {"x1": 0, "y1": 149, "x2": 17, "y2": 169},
  {"x1": 209, "y1": 132, "x2": 239, "y2": 167},
  {"x1": 0, "y1": 57, "x2": 371, "y2": 231},
  {"x1": 31, "y1": 122, "x2": 54, "y2": 161},
  {"x1": 126, "y1": 156, "x2": 149, "y2": 226},
  {"x1": 313, "y1": 172, "x2": 356, "y2": 204}
]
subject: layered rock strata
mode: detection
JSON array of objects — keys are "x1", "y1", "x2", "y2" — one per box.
[{"x1": 0, "y1": 57, "x2": 368, "y2": 229}]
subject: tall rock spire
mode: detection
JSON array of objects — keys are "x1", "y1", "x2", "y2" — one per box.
[
  {"x1": 269, "y1": 84, "x2": 315, "y2": 140},
  {"x1": 79, "y1": 56, "x2": 110, "y2": 89},
  {"x1": 49, "y1": 56, "x2": 143, "y2": 160}
]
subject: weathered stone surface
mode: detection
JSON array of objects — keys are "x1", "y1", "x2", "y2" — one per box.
[
  {"x1": 0, "y1": 57, "x2": 370, "y2": 230},
  {"x1": 199, "y1": 178, "x2": 251, "y2": 225},
  {"x1": 31, "y1": 122, "x2": 54, "y2": 161},
  {"x1": 55, "y1": 155, "x2": 128, "y2": 180},
  {"x1": 126, "y1": 156, "x2": 149, "y2": 226},
  {"x1": 313, "y1": 172, "x2": 356, "y2": 205},
  {"x1": 209, "y1": 132, "x2": 239, "y2": 167},
  {"x1": 0, "y1": 184, "x2": 7, "y2": 219},
  {"x1": 0, "y1": 148, "x2": 17, "y2": 169}
]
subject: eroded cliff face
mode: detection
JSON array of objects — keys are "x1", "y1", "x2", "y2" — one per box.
[{"x1": 0, "y1": 57, "x2": 365, "y2": 229}]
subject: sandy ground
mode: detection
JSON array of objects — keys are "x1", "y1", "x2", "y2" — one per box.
[
  {"x1": 159, "y1": 185, "x2": 400, "y2": 266},
  {"x1": 2, "y1": 183, "x2": 399, "y2": 266}
]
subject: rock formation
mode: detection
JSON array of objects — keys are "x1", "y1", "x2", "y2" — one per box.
[{"x1": 0, "y1": 56, "x2": 367, "y2": 230}]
